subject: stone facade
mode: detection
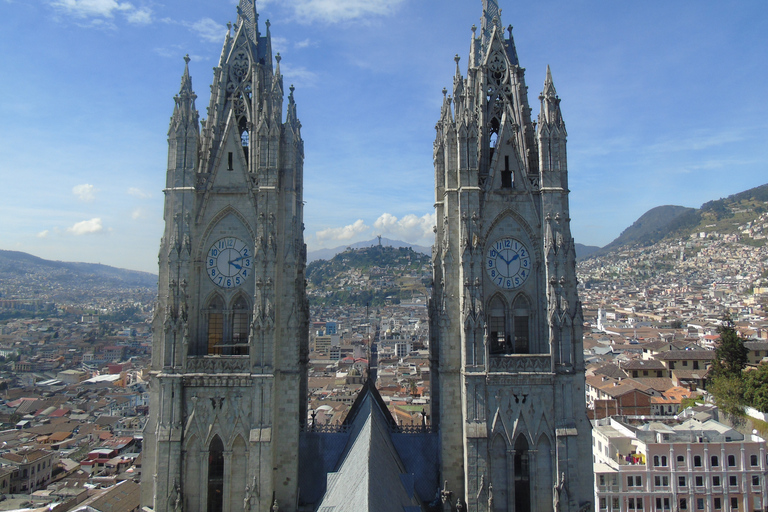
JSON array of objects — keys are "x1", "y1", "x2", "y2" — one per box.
[
  {"x1": 429, "y1": 1, "x2": 594, "y2": 510},
  {"x1": 141, "y1": 1, "x2": 308, "y2": 511}
]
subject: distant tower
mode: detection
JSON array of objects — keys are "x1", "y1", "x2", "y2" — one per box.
[
  {"x1": 142, "y1": 1, "x2": 308, "y2": 511},
  {"x1": 429, "y1": 0, "x2": 593, "y2": 510}
]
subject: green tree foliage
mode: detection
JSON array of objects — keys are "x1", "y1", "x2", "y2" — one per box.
[
  {"x1": 744, "y1": 363, "x2": 768, "y2": 413},
  {"x1": 710, "y1": 314, "x2": 749, "y2": 378},
  {"x1": 708, "y1": 375, "x2": 746, "y2": 417}
]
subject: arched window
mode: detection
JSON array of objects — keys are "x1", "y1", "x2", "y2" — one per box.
[
  {"x1": 206, "y1": 295, "x2": 225, "y2": 355},
  {"x1": 488, "y1": 296, "x2": 508, "y2": 355},
  {"x1": 514, "y1": 436, "x2": 531, "y2": 512},
  {"x1": 512, "y1": 295, "x2": 530, "y2": 354},
  {"x1": 208, "y1": 436, "x2": 224, "y2": 512},
  {"x1": 231, "y1": 295, "x2": 250, "y2": 356}
]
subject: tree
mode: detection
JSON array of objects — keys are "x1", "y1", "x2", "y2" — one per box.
[
  {"x1": 708, "y1": 374, "x2": 746, "y2": 418},
  {"x1": 710, "y1": 314, "x2": 749, "y2": 378},
  {"x1": 744, "y1": 363, "x2": 768, "y2": 413}
]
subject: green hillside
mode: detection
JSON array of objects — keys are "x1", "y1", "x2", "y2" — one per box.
[{"x1": 306, "y1": 245, "x2": 431, "y2": 307}]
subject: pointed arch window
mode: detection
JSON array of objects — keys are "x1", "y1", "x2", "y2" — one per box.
[
  {"x1": 488, "y1": 296, "x2": 508, "y2": 355},
  {"x1": 231, "y1": 295, "x2": 250, "y2": 356},
  {"x1": 207, "y1": 436, "x2": 224, "y2": 512},
  {"x1": 202, "y1": 294, "x2": 250, "y2": 356},
  {"x1": 512, "y1": 295, "x2": 530, "y2": 354},
  {"x1": 514, "y1": 435, "x2": 531, "y2": 512},
  {"x1": 206, "y1": 295, "x2": 225, "y2": 355}
]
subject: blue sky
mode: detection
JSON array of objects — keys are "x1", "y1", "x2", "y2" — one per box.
[{"x1": 1, "y1": 0, "x2": 766, "y2": 274}]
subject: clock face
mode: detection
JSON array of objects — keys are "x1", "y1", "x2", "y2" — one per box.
[
  {"x1": 486, "y1": 237, "x2": 531, "y2": 289},
  {"x1": 206, "y1": 237, "x2": 251, "y2": 288}
]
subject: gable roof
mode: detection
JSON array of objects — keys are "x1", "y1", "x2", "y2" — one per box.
[{"x1": 317, "y1": 381, "x2": 421, "y2": 512}]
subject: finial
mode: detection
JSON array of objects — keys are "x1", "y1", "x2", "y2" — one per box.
[
  {"x1": 454, "y1": 54, "x2": 460, "y2": 64},
  {"x1": 471, "y1": 24, "x2": 477, "y2": 36},
  {"x1": 184, "y1": 54, "x2": 190, "y2": 64},
  {"x1": 266, "y1": 19, "x2": 271, "y2": 29},
  {"x1": 275, "y1": 53, "x2": 281, "y2": 63},
  {"x1": 508, "y1": 24, "x2": 513, "y2": 37},
  {"x1": 442, "y1": 88, "x2": 447, "y2": 97},
  {"x1": 227, "y1": 21, "x2": 232, "y2": 30},
  {"x1": 290, "y1": 84, "x2": 295, "y2": 94}
]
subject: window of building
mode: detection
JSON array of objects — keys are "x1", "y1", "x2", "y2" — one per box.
[
  {"x1": 488, "y1": 296, "x2": 507, "y2": 355},
  {"x1": 628, "y1": 498, "x2": 636, "y2": 510},
  {"x1": 654, "y1": 455, "x2": 660, "y2": 466},
  {"x1": 680, "y1": 498, "x2": 687, "y2": 511},
  {"x1": 513, "y1": 436, "x2": 530, "y2": 512},
  {"x1": 713, "y1": 476, "x2": 721, "y2": 487},
  {"x1": 230, "y1": 295, "x2": 250, "y2": 355},
  {"x1": 697, "y1": 499, "x2": 704, "y2": 510},
  {"x1": 512, "y1": 295, "x2": 530, "y2": 354},
  {"x1": 711, "y1": 455, "x2": 719, "y2": 467},
  {"x1": 501, "y1": 156, "x2": 513, "y2": 188},
  {"x1": 637, "y1": 498, "x2": 643, "y2": 511},
  {"x1": 694, "y1": 455, "x2": 702, "y2": 467},
  {"x1": 227, "y1": 151, "x2": 234, "y2": 170},
  {"x1": 661, "y1": 455, "x2": 667, "y2": 466},
  {"x1": 678, "y1": 476, "x2": 686, "y2": 487},
  {"x1": 599, "y1": 475, "x2": 605, "y2": 486},
  {"x1": 714, "y1": 497, "x2": 721, "y2": 510},
  {"x1": 600, "y1": 497, "x2": 607, "y2": 511},
  {"x1": 730, "y1": 497, "x2": 737, "y2": 510},
  {"x1": 695, "y1": 476, "x2": 703, "y2": 487},
  {"x1": 208, "y1": 436, "x2": 224, "y2": 512},
  {"x1": 612, "y1": 498, "x2": 620, "y2": 511},
  {"x1": 677, "y1": 455, "x2": 685, "y2": 466},
  {"x1": 752, "y1": 475, "x2": 760, "y2": 487},
  {"x1": 728, "y1": 454, "x2": 736, "y2": 467},
  {"x1": 750, "y1": 454, "x2": 758, "y2": 466},
  {"x1": 206, "y1": 295, "x2": 225, "y2": 355},
  {"x1": 729, "y1": 475, "x2": 737, "y2": 487}
]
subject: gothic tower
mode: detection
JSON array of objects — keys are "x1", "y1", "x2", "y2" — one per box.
[
  {"x1": 142, "y1": 1, "x2": 308, "y2": 511},
  {"x1": 430, "y1": 1, "x2": 593, "y2": 510}
]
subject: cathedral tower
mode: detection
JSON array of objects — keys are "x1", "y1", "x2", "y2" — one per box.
[
  {"x1": 429, "y1": 1, "x2": 593, "y2": 510},
  {"x1": 142, "y1": 1, "x2": 308, "y2": 511}
]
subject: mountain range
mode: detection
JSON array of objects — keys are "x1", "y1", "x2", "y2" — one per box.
[{"x1": 2, "y1": 182, "x2": 766, "y2": 283}]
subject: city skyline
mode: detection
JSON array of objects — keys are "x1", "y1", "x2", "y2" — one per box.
[{"x1": 1, "y1": 0, "x2": 766, "y2": 273}]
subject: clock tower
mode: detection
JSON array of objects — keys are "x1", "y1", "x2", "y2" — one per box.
[
  {"x1": 429, "y1": 1, "x2": 593, "y2": 510},
  {"x1": 142, "y1": 1, "x2": 308, "y2": 511}
]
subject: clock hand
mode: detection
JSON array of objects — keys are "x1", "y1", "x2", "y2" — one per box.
[
  {"x1": 228, "y1": 261, "x2": 243, "y2": 269},
  {"x1": 509, "y1": 254, "x2": 519, "y2": 262},
  {"x1": 229, "y1": 255, "x2": 246, "y2": 263}
]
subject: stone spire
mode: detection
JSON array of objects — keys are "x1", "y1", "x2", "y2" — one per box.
[
  {"x1": 170, "y1": 55, "x2": 198, "y2": 131},
  {"x1": 237, "y1": 0, "x2": 258, "y2": 40},
  {"x1": 481, "y1": 0, "x2": 502, "y2": 50},
  {"x1": 539, "y1": 65, "x2": 564, "y2": 128}
]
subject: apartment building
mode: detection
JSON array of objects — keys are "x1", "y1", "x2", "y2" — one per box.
[{"x1": 593, "y1": 416, "x2": 767, "y2": 512}]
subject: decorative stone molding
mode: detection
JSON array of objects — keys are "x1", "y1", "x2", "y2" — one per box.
[
  {"x1": 186, "y1": 356, "x2": 251, "y2": 374},
  {"x1": 489, "y1": 354, "x2": 550, "y2": 373}
]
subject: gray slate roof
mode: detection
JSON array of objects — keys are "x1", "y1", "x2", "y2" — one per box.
[{"x1": 316, "y1": 386, "x2": 421, "y2": 512}]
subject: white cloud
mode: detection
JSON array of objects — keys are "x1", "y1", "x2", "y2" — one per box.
[
  {"x1": 295, "y1": 39, "x2": 312, "y2": 49},
  {"x1": 50, "y1": 0, "x2": 152, "y2": 24},
  {"x1": 73, "y1": 184, "x2": 96, "y2": 202},
  {"x1": 131, "y1": 207, "x2": 146, "y2": 220},
  {"x1": 68, "y1": 218, "x2": 104, "y2": 235},
  {"x1": 126, "y1": 7, "x2": 151, "y2": 24},
  {"x1": 37, "y1": 230, "x2": 49, "y2": 238},
  {"x1": 187, "y1": 18, "x2": 227, "y2": 43},
  {"x1": 271, "y1": 36, "x2": 288, "y2": 55},
  {"x1": 280, "y1": 64, "x2": 318, "y2": 87},
  {"x1": 289, "y1": 0, "x2": 407, "y2": 23},
  {"x1": 374, "y1": 212, "x2": 435, "y2": 243},
  {"x1": 127, "y1": 187, "x2": 151, "y2": 199},
  {"x1": 316, "y1": 219, "x2": 369, "y2": 242}
]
